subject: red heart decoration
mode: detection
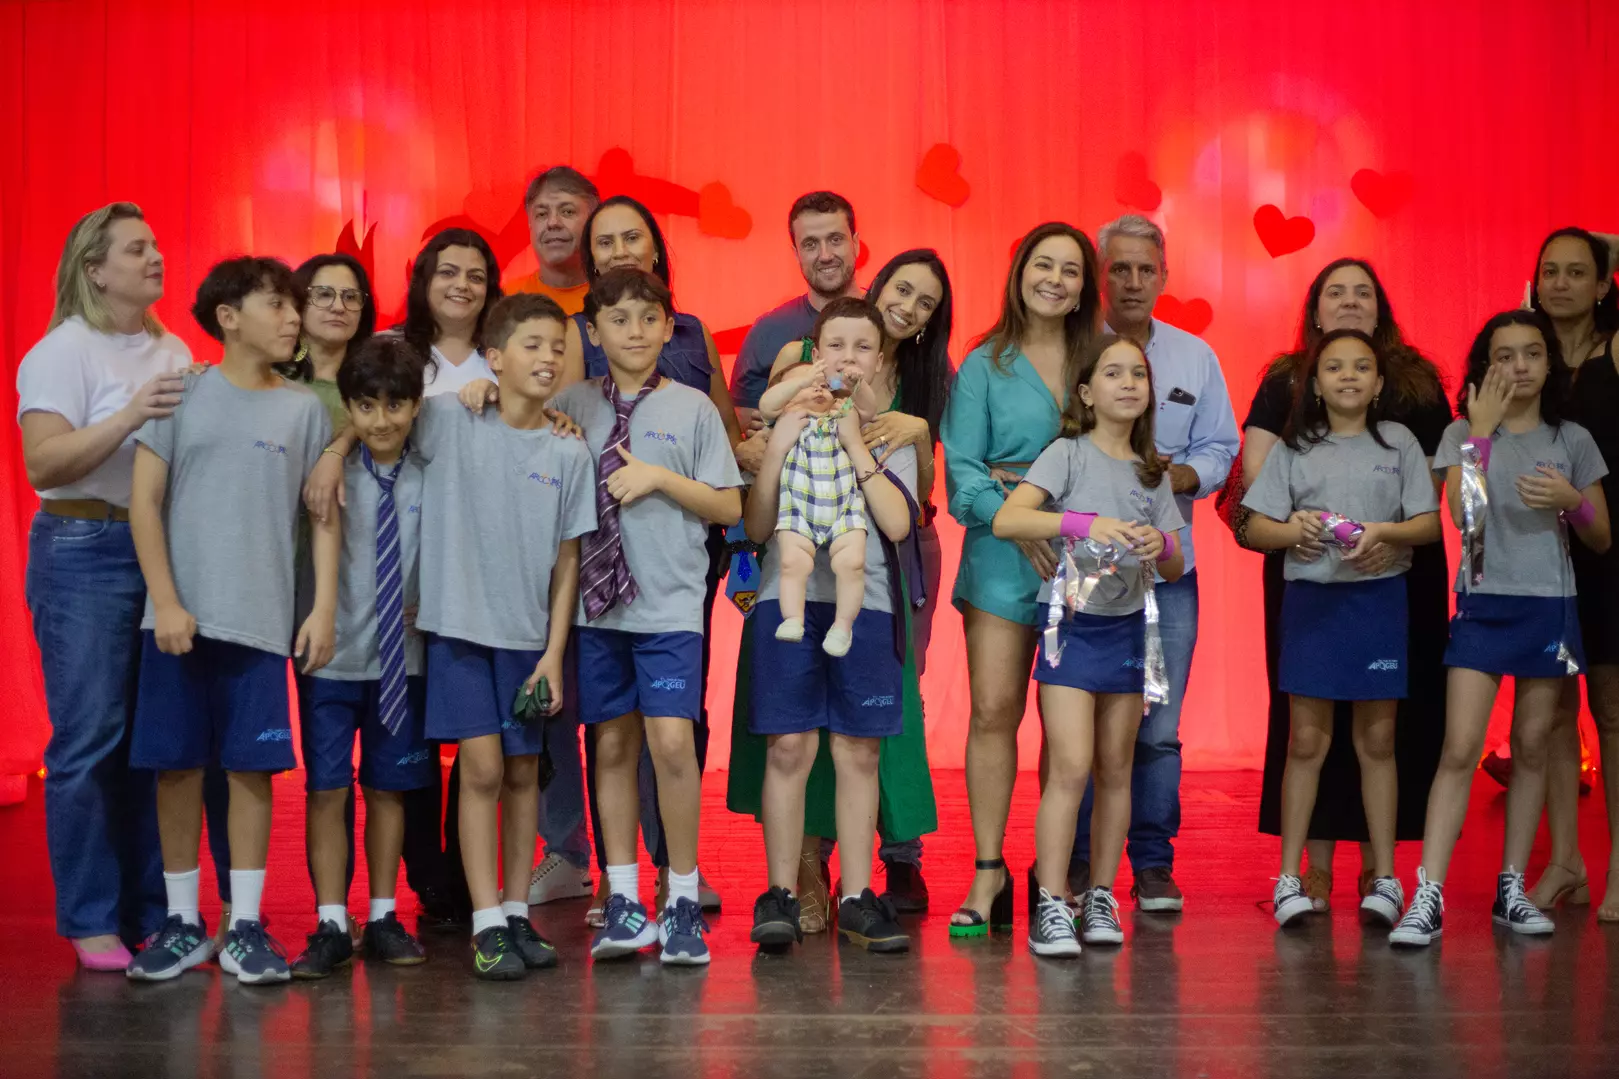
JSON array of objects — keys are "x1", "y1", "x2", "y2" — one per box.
[
  {"x1": 1350, "y1": 168, "x2": 1414, "y2": 219},
  {"x1": 855, "y1": 240, "x2": 871, "y2": 271},
  {"x1": 697, "y1": 183, "x2": 752, "y2": 239},
  {"x1": 915, "y1": 143, "x2": 970, "y2": 208},
  {"x1": 1114, "y1": 152, "x2": 1162, "y2": 211},
  {"x1": 1155, "y1": 294, "x2": 1213, "y2": 336},
  {"x1": 1253, "y1": 205, "x2": 1315, "y2": 258},
  {"x1": 711, "y1": 325, "x2": 751, "y2": 354}
]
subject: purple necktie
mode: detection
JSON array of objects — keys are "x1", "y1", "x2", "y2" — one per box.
[{"x1": 580, "y1": 374, "x2": 662, "y2": 620}]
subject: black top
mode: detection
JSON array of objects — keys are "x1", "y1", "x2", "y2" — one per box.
[
  {"x1": 1567, "y1": 342, "x2": 1619, "y2": 491},
  {"x1": 1243, "y1": 367, "x2": 1452, "y2": 456}
]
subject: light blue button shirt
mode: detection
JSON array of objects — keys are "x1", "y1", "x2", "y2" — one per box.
[{"x1": 1109, "y1": 317, "x2": 1240, "y2": 574}]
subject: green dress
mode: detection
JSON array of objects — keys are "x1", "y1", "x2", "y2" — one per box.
[{"x1": 725, "y1": 346, "x2": 938, "y2": 843}]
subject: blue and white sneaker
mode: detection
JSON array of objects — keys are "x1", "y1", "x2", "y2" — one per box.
[
  {"x1": 127, "y1": 915, "x2": 213, "y2": 981},
  {"x1": 590, "y1": 893, "x2": 658, "y2": 960},
  {"x1": 658, "y1": 897, "x2": 712, "y2": 966},
  {"x1": 218, "y1": 919, "x2": 292, "y2": 984}
]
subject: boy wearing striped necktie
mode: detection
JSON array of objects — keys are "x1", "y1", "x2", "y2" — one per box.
[
  {"x1": 289, "y1": 337, "x2": 436, "y2": 978},
  {"x1": 549, "y1": 269, "x2": 744, "y2": 965}
]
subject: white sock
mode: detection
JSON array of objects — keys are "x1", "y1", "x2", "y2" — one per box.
[
  {"x1": 471, "y1": 907, "x2": 505, "y2": 935},
  {"x1": 317, "y1": 903, "x2": 347, "y2": 929},
  {"x1": 164, "y1": 868, "x2": 201, "y2": 927},
  {"x1": 843, "y1": 893, "x2": 863, "y2": 905},
  {"x1": 501, "y1": 900, "x2": 528, "y2": 921},
  {"x1": 668, "y1": 868, "x2": 700, "y2": 910},
  {"x1": 368, "y1": 897, "x2": 396, "y2": 922},
  {"x1": 229, "y1": 870, "x2": 265, "y2": 929},
  {"x1": 606, "y1": 863, "x2": 638, "y2": 901}
]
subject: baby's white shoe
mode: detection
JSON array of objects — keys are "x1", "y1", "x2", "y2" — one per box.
[
  {"x1": 822, "y1": 626, "x2": 853, "y2": 657},
  {"x1": 775, "y1": 617, "x2": 805, "y2": 643}
]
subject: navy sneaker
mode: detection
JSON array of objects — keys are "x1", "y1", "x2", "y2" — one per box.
[
  {"x1": 659, "y1": 897, "x2": 711, "y2": 966},
  {"x1": 291, "y1": 920, "x2": 353, "y2": 979},
  {"x1": 471, "y1": 926, "x2": 525, "y2": 981},
  {"x1": 506, "y1": 915, "x2": 559, "y2": 969},
  {"x1": 361, "y1": 912, "x2": 426, "y2": 965},
  {"x1": 218, "y1": 920, "x2": 291, "y2": 985},
  {"x1": 590, "y1": 893, "x2": 658, "y2": 960},
  {"x1": 126, "y1": 915, "x2": 212, "y2": 981}
]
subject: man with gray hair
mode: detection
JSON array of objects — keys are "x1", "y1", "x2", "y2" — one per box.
[{"x1": 1068, "y1": 214, "x2": 1239, "y2": 926}]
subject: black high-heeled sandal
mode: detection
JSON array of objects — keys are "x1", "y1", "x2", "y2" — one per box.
[{"x1": 950, "y1": 858, "x2": 1014, "y2": 938}]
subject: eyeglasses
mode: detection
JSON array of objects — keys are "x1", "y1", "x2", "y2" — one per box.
[{"x1": 307, "y1": 285, "x2": 366, "y2": 312}]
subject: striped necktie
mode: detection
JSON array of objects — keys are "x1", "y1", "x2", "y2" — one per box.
[
  {"x1": 580, "y1": 374, "x2": 661, "y2": 620},
  {"x1": 363, "y1": 445, "x2": 409, "y2": 735}
]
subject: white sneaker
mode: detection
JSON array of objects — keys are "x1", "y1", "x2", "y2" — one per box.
[
  {"x1": 527, "y1": 852, "x2": 592, "y2": 906},
  {"x1": 775, "y1": 617, "x2": 805, "y2": 643},
  {"x1": 822, "y1": 625, "x2": 853, "y2": 657},
  {"x1": 1359, "y1": 876, "x2": 1405, "y2": 927},
  {"x1": 1273, "y1": 874, "x2": 1313, "y2": 927}
]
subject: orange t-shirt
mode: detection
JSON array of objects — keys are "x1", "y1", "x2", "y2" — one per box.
[{"x1": 504, "y1": 272, "x2": 589, "y2": 315}]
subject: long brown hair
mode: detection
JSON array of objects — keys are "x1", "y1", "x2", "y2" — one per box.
[
  {"x1": 1265, "y1": 257, "x2": 1443, "y2": 409},
  {"x1": 972, "y1": 222, "x2": 1101, "y2": 393},
  {"x1": 1059, "y1": 334, "x2": 1164, "y2": 489}
]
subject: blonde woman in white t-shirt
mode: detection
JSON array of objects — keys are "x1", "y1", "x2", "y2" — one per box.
[{"x1": 15, "y1": 203, "x2": 189, "y2": 971}]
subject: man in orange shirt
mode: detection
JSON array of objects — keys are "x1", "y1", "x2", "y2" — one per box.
[{"x1": 504, "y1": 166, "x2": 599, "y2": 315}]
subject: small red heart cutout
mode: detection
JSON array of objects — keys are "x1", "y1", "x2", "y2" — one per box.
[
  {"x1": 1253, "y1": 205, "x2": 1315, "y2": 258},
  {"x1": 697, "y1": 183, "x2": 752, "y2": 239},
  {"x1": 594, "y1": 147, "x2": 637, "y2": 193},
  {"x1": 915, "y1": 143, "x2": 970, "y2": 208},
  {"x1": 1350, "y1": 168, "x2": 1413, "y2": 219},
  {"x1": 462, "y1": 189, "x2": 517, "y2": 232},
  {"x1": 710, "y1": 325, "x2": 751, "y2": 354},
  {"x1": 1114, "y1": 152, "x2": 1162, "y2": 211},
  {"x1": 1155, "y1": 294, "x2": 1213, "y2": 336},
  {"x1": 855, "y1": 240, "x2": 871, "y2": 271}
]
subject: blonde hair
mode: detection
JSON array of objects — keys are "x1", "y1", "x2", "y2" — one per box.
[{"x1": 49, "y1": 202, "x2": 165, "y2": 336}]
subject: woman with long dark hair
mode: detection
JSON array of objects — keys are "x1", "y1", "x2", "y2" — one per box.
[
  {"x1": 940, "y1": 222, "x2": 1101, "y2": 936},
  {"x1": 1233, "y1": 258, "x2": 1451, "y2": 914},
  {"x1": 400, "y1": 227, "x2": 502, "y2": 397}
]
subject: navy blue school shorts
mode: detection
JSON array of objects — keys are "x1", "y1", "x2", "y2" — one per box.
[
  {"x1": 576, "y1": 627, "x2": 704, "y2": 727},
  {"x1": 1445, "y1": 592, "x2": 1584, "y2": 678},
  {"x1": 748, "y1": 599, "x2": 903, "y2": 738},
  {"x1": 1279, "y1": 576, "x2": 1409, "y2": 701},
  {"x1": 300, "y1": 674, "x2": 435, "y2": 792},
  {"x1": 424, "y1": 634, "x2": 546, "y2": 756},
  {"x1": 130, "y1": 632, "x2": 294, "y2": 773},
  {"x1": 1034, "y1": 609, "x2": 1146, "y2": 695}
]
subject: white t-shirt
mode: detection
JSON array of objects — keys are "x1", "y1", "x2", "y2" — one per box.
[
  {"x1": 15, "y1": 315, "x2": 193, "y2": 506},
  {"x1": 422, "y1": 344, "x2": 494, "y2": 399}
]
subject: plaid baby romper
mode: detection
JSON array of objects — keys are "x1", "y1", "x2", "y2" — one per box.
[{"x1": 776, "y1": 411, "x2": 867, "y2": 546}]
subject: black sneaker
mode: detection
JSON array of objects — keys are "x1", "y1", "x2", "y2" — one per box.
[
  {"x1": 1079, "y1": 886, "x2": 1124, "y2": 945},
  {"x1": 291, "y1": 919, "x2": 354, "y2": 979},
  {"x1": 506, "y1": 915, "x2": 559, "y2": 969},
  {"x1": 361, "y1": 912, "x2": 426, "y2": 965},
  {"x1": 880, "y1": 860, "x2": 929, "y2": 915},
  {"x1": 837, "y1": 889, "x2": 910, "y2": 953},
  {"x1": 471, "y1": 926, "x2": 525, "y2": 980},
  {"x1": 1389, "y1": 868, "x2": 1443, "y2": 947},
  {"x1": 750, "y1": 886, "x2": 802, "y2": 949},
  {"x1": 1492, "y1": 870, "x2": 1554, "y2": 936},
  {"x1": 417, "y1": 888, "x2": 472, "y2": 935}
]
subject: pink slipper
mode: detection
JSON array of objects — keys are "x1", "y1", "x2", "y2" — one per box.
[{"x1": 72, "y1": 939, "x2": 133, "y2": 972}]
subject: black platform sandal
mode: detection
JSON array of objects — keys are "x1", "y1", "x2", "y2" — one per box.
[{"x1": 949, "y1": 858, "x2": 1014, "y2": 938}]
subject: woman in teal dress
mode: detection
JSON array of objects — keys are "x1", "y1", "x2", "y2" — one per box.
[{"x1": 940, "y1": 222, "x2": 1101, "y2": 935}]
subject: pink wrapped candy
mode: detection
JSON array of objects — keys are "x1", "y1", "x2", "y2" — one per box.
[{"x1": 1319, "y1": 511, "x2": 1364, "y2": 548}]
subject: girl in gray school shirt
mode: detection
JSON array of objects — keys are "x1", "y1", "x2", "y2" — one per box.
[{"x1": 1243, "y1": 422, "x2": 1438, "y2": 583}]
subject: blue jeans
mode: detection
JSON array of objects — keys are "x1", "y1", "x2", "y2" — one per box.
[
  {"x1": 1072, "y1": 569, "x2": 1198, "y2": 872},
  {"x1": 25, "y1": 513, "x2": 165, "y2": 942},
  {"x1": 537, "y1": 638, "x2": 591, "y2": 870}
]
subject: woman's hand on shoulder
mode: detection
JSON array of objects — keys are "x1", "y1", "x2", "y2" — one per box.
[{"x1": 862, "y1": 411, "x2": 930, "y2": 465}]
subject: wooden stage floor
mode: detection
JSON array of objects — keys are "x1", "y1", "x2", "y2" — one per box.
[{"x1": 1, "y1": 768, "x2": 1616, "y2": 1077}]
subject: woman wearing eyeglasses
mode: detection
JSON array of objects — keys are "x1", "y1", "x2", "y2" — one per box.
[{"x1": 280, "y1": 254, "x2": 379, "y2": 428}]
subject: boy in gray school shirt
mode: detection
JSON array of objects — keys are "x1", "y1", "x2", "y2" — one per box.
[
  {"x1": 551, "y1": 379, "x2": 744, "y2": 633},
  {"x1": 1244, "y1": 422, "x2": 1437, "y2": 585},
  {"x1": 137, "y1": 368, "x2": 332, "y2": 654},
  {"x1": 1432, "y1": 417, "x2": 1607, "y2": 596},
  {"x1": 1021, "y1": 435, "x2": 1185, "y2": 617},
  {"x1": 412, "y1": 394, "x2": 597, "y2": 650}
]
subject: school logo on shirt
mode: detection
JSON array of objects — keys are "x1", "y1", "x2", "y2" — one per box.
[
  {"x1": 1129, "y1": 488, "x2": 1155, "y2": 511},
  {"x1": 251, "y1": 440, "x2": 289, "y2": 455},
  {"x1": 528, "y1": 472, "x2": 562, "y2": 489},
  {"x1": 642, "y1": 430, "x2": 679, "y2": 445},
  {"x1": 1373, "y1": 464, "x2": 1401, "y2": 475},
  {"x1": 861, "y1": 694, "x2": 896, "y2": 708},
  {"x1": 256, "y1": 728, "x2": 293, "y2": 742},
  {"x1": 1367, "y1": 658, "x2": 1400, "y2": 672},
  {"x1": 1122, "y1": 656, "x2": 1146, "y2": 670},
  {"x1": 650, "y1": 677, "x2": 687, "y2": 691},
  {"x1": 407, "y1": 504, "x2": 421, "y2": 515},
  {"x1": 1536, "y1": 459, "x2": 1569, "y2": 475}
]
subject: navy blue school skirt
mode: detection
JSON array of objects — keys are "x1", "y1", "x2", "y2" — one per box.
[
  {"x1": 1034, "y1": 609, "x2": 1145, "y2": 695},
  {"x1": 1279, "y1": 576, "x2": 1409, "y2": 702},
  {"x1": 1444, "y1": 592, "x2": 1584, "y2": 678}
]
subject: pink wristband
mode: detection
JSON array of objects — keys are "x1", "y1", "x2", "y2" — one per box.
[
  {"x1": 1463, "y1": 435, "x2": 1492, "y2": 471},
  {"x1": 1059, "y1": 511, "x2": 1096, "y2": 539},
  {"x1": 1156, "y1": 529, "x2": 1179, "y2": 564},
  {"x1": 1563, "y1": 496, "x2": 1597, "y2": 529}
]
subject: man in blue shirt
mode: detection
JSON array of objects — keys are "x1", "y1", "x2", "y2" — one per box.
[
  {"x1": 730, "y1": 191, "x2": 862, "y2": 433},
  {"x1": 1070, "y1": 215, "x2": 1240, "y2": 913}
]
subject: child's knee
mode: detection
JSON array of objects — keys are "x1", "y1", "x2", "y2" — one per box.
[
  {"x1": 777, "y1": 532, "x2": 815, "y2": 574},
  {"x1": 501, "y1": 755, "x2": 539, "y2": 794},
  {"x1": 593, "y1": 722, "x2": 640, "y2": 770},
  {"x1": 308, "y1": 787, "x2": 348, "y2": 815},
  {"x1": 1287, "y1": 725, "x2": 1331, "y2": 765},
  {"x1": 766, "y1": 731, "x2": 817, "y2": 776},
  {"x1": 830, "y1": 734, "x2": 879, "y2": 776},
  {"x1": 644, "y1": 719, "x2": 696, "y2": 774},
  {"x1": 830, "y1": 532, "x2": 866, "y2": 573},
  {"x1": 1355, "y1": 721, "x2": 1396, "y2": 763},
  {"x1": 460, "y1": 753, "x2": 505, "y2": 797}
]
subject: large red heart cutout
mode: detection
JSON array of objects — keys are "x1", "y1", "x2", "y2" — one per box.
[
  {"x1": 1114, "y1": 152, "x2": 1162, "y2": 211},
  {"x1": 1350, "y1": 168, "x2": 1414, "y2": 219},
  {"x1": 1253, "y1": 205, "x2": 1315, "y2": 258},
  {"x1": 1155, "y1": 294, "x2": 1213, "y2": 336},
  {"x1": 698, "y1": 183, "x2": 752, "y2": 239},
  {"x1": 711, "y1": 325, "x2": 751, "y2": 354},
  {"x1": 915, "y1": 143, "x2": 970, "y2": 207}
]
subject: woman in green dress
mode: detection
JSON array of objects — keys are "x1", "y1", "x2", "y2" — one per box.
[
  {"x1": 939, "y1": 223, "x2": 1101, "y2": 935},
  {"x1": 728, "y1": 249, "x2": 954, "y2": 931}
]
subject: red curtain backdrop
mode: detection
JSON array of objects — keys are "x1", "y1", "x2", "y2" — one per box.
[{"x1": 2, "y1": 0, "x2": 1616, "y2": 776}]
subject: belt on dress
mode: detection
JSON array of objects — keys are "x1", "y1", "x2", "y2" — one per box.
[{"x1": 40, "y1": 498, "x2": 129, "y2": 522}]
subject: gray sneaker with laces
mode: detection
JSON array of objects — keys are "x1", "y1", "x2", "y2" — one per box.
[
  {"x1": 1080, "y1": 886, "x2": 1124, "y2": 945},
  {"x1": 1028, "y1": 888, "x2": 1081, "y2": 958}
]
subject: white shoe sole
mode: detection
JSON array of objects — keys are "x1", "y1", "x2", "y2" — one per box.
[
  {"x1": 125, "y1": 939, "x2": 214, "y2": 982},
  {"x1": 1136, "y1": 896, "x2": 1184, "y2": 912},
  {"x1": 591, "y1": 923, "x2": 659, "y2": 960},
  {"x1": 1492, "y1": 914, "x2": 1554, "y2": 935},
  {"x1": 528, "y1": 874, "x2": 593, "y2": 906},
  {"x1": 217, "y1": 948, "x2": 291, "y2": 984},
  {"x1": 1027, "y1": 935, "x2": 1082, "y2": 958},
  {"x1": 1389, "y1": 927, "x2": 1439, "y2": 947},
  {"x1": 660, "y1": 945, "x2": 712, "y2": 966},
  {"x1": 1275, "y1": 896, "x2": 1314, "y2": 927},
  {"x1": 1360, "y1": 898, "x2": 1400, "y2": 927},
  {"x1": 1081, "y1": 927, "x2": 1124, "y2": 945}
]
